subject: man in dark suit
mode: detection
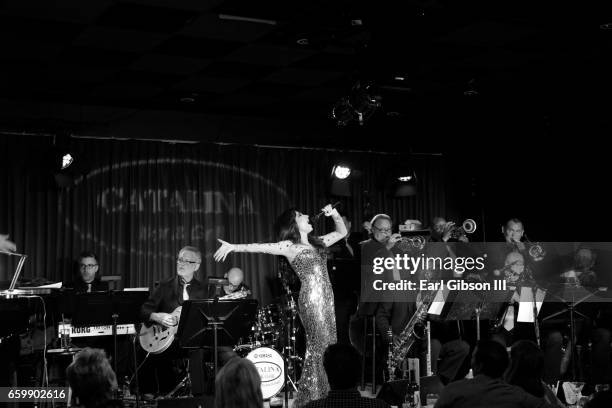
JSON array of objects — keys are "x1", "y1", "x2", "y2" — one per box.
[
  {"x1": 349, "y1": 214, "x2": 402, "y2": 384},
  {"x1": 140, "y1": 246, "x2": 208, "y2": 396},
  {"x1": 72, "y1": 251, "x2": 109, "y2": 292}
]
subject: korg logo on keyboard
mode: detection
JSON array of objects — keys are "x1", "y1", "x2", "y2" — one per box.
[{"x1": 73, "y1": 327, "x2": 91, "y2": 334}]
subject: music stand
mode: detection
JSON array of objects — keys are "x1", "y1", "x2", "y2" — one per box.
[
  {"x1": 445, "y1": 289, "x2": 511, "y2": 341},
  {"x1": 541, "y1": 284, "x2": 603, "y2": 380},
  {"x1": 177, "y1": 299, "x2": 258, "y2": 374}
]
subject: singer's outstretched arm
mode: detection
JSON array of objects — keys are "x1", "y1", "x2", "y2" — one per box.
[
  {"x1": 319, "y1": 210, "x2": 347, "y2": 247},
  {"x1": 214, "y1": 240, "x2": 301, "y2": 263}
]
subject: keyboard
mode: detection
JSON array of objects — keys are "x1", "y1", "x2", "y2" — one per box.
[{"x1": 57, "y1": 323, "x2": 137, "y2": 338}]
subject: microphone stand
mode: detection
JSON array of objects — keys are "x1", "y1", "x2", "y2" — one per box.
[{"x1": 531, "y1": 286, "x2": 541, "y2": 347}]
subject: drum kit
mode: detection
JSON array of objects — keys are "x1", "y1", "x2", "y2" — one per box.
[{"x1": 234, "y1": 294, "x2": 303, "y2": 400}]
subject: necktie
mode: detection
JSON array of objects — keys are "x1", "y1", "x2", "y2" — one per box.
[
  {"x1": 183, "y1": 282, "x2": 190, "y2": 301},
  {"x1": 503, "y1": 302, "x2": 516, "y2": 331},
  {"x1": 345, "y1": 240, "x2": 354, "y2": 257},
  {"x1": 87, "y1": 283, "x2": 92, "y2": 293}
]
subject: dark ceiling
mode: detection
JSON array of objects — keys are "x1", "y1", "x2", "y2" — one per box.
[{"x1": 0, "y1": 0, "x2": 611, "y2": 153}]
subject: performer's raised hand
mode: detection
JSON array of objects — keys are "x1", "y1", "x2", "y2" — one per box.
[
  {"x1": 0, "y1": 234, "x2": 16, "y2": 252},
  {"x1": 214, "y1": 239, "x2": 235, "y2": 262},
  {"x1": 321, "y1": 203, "x2": 339, "y2": 217}
]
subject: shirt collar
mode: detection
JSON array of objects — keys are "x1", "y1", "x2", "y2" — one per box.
[{"x1": 179, "y1": 275, "x2": 198, "y2": 286}]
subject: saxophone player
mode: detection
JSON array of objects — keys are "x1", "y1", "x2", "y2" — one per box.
[{"x1": 376, "y1": 219, "x2": 470, "y2": 384}]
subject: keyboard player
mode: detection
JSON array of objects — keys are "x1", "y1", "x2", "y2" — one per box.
[{"x1": 67, "y1": 251, "x2": 109, "y2": 292}]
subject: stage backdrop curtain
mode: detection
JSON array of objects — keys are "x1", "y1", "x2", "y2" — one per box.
[{"x1": 0, "y1": 136, "x2": 446, "y2": 304}]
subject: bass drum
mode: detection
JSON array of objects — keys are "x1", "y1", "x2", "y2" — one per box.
[{"x1": 245, "y1": 347, "x2": 285, "y2": 400}]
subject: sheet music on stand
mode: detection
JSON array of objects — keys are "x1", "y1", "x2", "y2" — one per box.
[
  {"x1": 427, "y1": 287, "x2": 448, "y2": 316},
  {"x1": 517, "y1": 286, "x2": 546, "y2": 323},
  {"x1": 445, "y1": 289, "x2": 512, "y2": 321}
]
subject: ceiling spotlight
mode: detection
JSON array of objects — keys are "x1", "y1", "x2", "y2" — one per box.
[
  {"x1": 61, "y1": 153, "x2": 74, "y2": 170},
  {"x1": 332, "y1": 164, "x2": 351, "y2": 179},
  {"x1": 398, "y1": 175, "x2": 413, "y2": 182}
]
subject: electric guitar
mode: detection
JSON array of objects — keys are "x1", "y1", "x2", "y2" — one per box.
[{"x1": 139, "y1": 306, "x2": 182, "y2": 354}]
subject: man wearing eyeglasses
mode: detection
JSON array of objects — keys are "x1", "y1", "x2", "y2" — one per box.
[
  {"x1": 72, "y1": 251, "x2": 108, "y2": 292},
  {"x1": 141, "y1": 245, "x2": 206, "y2": 329},
  {"x1": 140, "y1": 245, "x2": 207, "y2": 395},
  {"x1": 349, "y1": 214, "x2": 402, "y2": 383}
]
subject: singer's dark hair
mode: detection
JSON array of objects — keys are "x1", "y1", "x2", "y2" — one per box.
[{"x1": 275, "y1": 208, "x2": 325, "y2": 253}]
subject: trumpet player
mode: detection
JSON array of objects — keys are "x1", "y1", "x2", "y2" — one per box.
[
  {"x1": 488, "y1": 218, "x2": 534, "y2": 278},
  {"x1": 500, "y1": 218, "x2": 545, "y2": 262},
  {"x1": 430, "y1": 217, "x2": 469, "y2": 243},
  {"x1": 349, "y1": 214, "x2": 401, "y2": 382}
]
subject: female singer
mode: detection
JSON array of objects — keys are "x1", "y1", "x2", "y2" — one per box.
[{"x1": 214, "y1": 204, "x2": 347, "y2": 407}]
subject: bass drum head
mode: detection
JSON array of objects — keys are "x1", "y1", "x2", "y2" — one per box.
[{"x1": 245, "y1": 347, "x2": 285, "y2": 399}]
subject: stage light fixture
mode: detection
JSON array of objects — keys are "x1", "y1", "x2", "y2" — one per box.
[
  {"x1": 61, "y1": 153, "x2": 74, "y2": 170},
  {"x1": 393, "y1": 170, "x2": 417, "y2": 197},
  {"x1": 332, "y1": 164, "x2": 351, "y2": 180}
]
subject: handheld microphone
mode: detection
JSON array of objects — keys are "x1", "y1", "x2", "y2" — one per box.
[{"x1": 310, "y1": 201, "x2": 341, "y2": 222}]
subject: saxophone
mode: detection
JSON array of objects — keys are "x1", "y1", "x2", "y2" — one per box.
[{"x1": 386, "y1": 289, "x2": 436, "y2": 381}]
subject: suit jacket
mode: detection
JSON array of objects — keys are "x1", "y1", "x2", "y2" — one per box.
[{"x1": 140, "y1": 275, "x2": 207, "y2": 322}]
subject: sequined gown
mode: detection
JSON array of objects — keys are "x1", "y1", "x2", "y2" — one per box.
[{"x1": 291, "y1": 248, "x2": 337, "y2": 407}]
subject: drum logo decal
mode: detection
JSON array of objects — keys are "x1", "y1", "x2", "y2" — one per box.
[{"x1": 254, "y1": 362, "x2": 282, "y2": 382}]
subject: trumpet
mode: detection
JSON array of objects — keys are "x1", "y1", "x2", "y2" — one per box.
[
  {"x1": 396, "y1": 235, "x2": 427, "y2": 252},
  {"x1": 525, "y1": 236, "x2": 546, "y2": 261},
  {"x1": 450, "y1": 219, "x2": 477, "y2": 239}
]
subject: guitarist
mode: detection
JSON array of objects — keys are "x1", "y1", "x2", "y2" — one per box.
[{"x1": 140, "y1": 246, "x2": 207, "y2": 396}]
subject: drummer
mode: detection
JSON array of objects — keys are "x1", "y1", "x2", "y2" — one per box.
[{"x1": 223, "y1": 267, "x2": 252, "y2": 298}]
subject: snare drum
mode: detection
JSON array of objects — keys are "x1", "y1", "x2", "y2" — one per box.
[{"x1": 245, "y1": 347, "x2": 285, "y2": 400}]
